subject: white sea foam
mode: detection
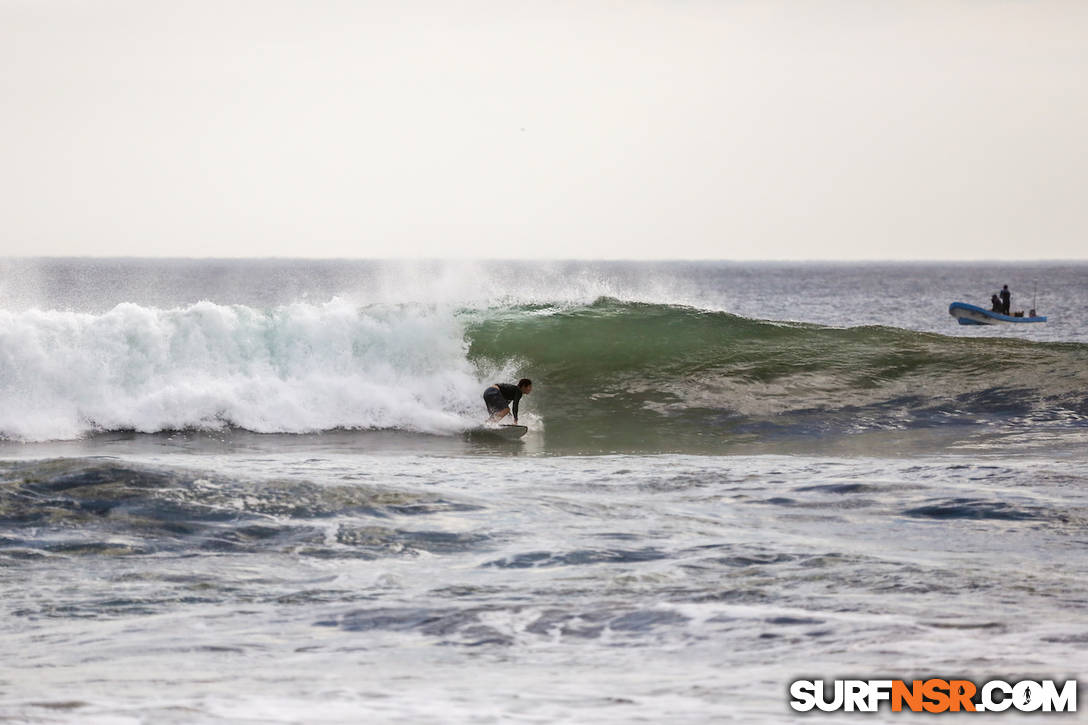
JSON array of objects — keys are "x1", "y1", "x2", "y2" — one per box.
[{"x1": 0, "y1": 299, "x2": 489, "y2": 441}]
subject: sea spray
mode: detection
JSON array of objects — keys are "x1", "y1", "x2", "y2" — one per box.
[{"x1": 0, "y1": 299, "x2": 483, "y2": 441}]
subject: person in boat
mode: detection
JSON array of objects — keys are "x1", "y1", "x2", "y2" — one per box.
[
  {"x1": 483, "y1": 379, "x2": 532, "y2": 423},
  {"x1": 1000, "y1": 285, "x2": 1011, "y2": 314},
  {"x1": 991, "y1": 294, "x2": 1002, "y2": 312}
]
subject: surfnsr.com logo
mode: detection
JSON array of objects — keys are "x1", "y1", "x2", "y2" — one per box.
[{"x1": 789, "y1": 679, "x2": 1078, "y2": 713}]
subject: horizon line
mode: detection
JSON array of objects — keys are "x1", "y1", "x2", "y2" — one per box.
[{"x1": 3, "y1": 256, "x2": 1088, "y2": 264}]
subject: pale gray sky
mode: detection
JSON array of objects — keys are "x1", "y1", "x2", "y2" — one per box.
[{"x1": 2, "y1": 0, "x2": 1085, "y2": 259}]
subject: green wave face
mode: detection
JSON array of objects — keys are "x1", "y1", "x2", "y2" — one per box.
[{"x1": 465, "y1": 299, "x2": 1088, "y2": 452}]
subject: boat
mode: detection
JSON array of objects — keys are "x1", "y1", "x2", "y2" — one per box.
[{"x1": 948, "y1": 302, "x2": 1046, "y2": 325}]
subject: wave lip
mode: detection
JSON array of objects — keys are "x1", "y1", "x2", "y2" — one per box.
[{"x1": 464, "y1": 298, "x2": 1088, "y2": 450}]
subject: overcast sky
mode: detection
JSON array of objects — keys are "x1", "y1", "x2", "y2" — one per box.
[{"x1": 2, "y1": 1, "x2": 1085, "y2": 260}]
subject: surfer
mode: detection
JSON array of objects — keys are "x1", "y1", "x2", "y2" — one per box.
[
  {"x1": 1000, "y1": 285, "x2": 1011, "y2": 315},
  {"x1": 483, "y1": 379, "x2": 532, "y2": 423}
]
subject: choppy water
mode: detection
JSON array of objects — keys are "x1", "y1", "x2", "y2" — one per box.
[{"x1": 1, "y1": 260, "x2": 1086, "y2": 723}]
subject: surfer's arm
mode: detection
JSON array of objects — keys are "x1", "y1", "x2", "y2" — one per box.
[{"x1": 512, "y1": 398, "x2": 519, "y2": 422}]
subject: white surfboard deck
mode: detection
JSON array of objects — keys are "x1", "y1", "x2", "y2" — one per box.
[{"x1": 467, "y1": 424, "x2": 528, "y2": 440}]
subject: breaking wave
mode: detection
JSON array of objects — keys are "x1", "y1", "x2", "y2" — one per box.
[
  {"x1": 1, "y1": 297, "x2": 1085, "y2": 447},
  {"x1": 0, "y1": 299, "x2": 484, "y2": 441},
  {"x1": 466, "y1": 299, "x2": 1088, "y2": 449}
]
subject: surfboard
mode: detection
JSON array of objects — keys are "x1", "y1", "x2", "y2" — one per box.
[{"x1": 466, "y1": 424, "x2": 528, "y2": 440}]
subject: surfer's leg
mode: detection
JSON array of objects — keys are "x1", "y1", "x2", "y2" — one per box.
[{"x1": 483, "y1": 387, "x2": 510, "y2": 421}]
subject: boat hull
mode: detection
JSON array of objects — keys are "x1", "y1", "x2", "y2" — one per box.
[{"x1": 948, "y1": 302, "x2": 1046, "y2": 325}]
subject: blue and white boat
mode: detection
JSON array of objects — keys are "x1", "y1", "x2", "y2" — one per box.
[{"x1": 948, "y1": 302, "x2": 1047, "y2": 325}]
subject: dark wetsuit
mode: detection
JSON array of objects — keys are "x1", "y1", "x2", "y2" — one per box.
[
  {"x1": 1000, "y1": 288, "x2": 1011, "y2": 315},
  {"x1": 483, "y1": 383, "x2": 522, "y2": 419}
]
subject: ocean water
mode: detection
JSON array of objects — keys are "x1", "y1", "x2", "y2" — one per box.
[{"x1": 1, "y1": 259, "x2": 1086, "y2": 723}]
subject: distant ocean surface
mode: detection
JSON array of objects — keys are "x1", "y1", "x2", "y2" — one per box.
[{"x1": 1, "y1": 259, "x2": 1086, "y2": 723}]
